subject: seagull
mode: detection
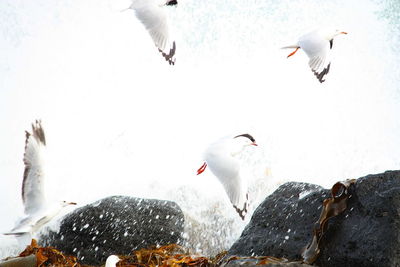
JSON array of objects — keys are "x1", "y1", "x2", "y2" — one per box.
[
  {"x1": 125, "y1": 0, "x2": 177, "y2": 65},
  {"x1": 197, "y1": 134, "x2": 258, "y2": 220},
  {"x1": 4, "y1": 120, "x2": 76, "y2": 238},
  {"x1": 282, "y1": 28, "x2": 347, "y2": 83},
  {"x1": 105, "y1": 255, "x2": 121, "y2": 267}
]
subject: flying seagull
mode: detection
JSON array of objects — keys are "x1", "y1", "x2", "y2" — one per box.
[
  {"x1": 282, "y1": 28, "x2": 347, "y2": 83},
  {"x1": 197, "y1": 134, "x2": 258, "y2": 220},
  {"x1": 4, "y1": 120, "x2": 76, "y2": 238},
  {"x1": 125, "y1": 0, "x2": 177, "y2": 65}
]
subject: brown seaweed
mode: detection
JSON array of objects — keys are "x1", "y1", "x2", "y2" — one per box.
[
  {"x1": 117, "y1": 244, "x2": 213, "y2": 267},
  {"x1": 18, "y1": 239, "x2": 82, "y2": 267},
  {"x1": 301, "y1": 179, "x2": 356, "y2": 264}
]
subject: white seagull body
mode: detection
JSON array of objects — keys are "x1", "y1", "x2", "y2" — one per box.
[
  {"x1": 4, "y1": 121, "x2": 76, "y2": 238},
  {"x1": 197, "y1": 134, "x2": 258, "y2": 220},
  {"x1": 126, "y1": 0, "x2": 177, "y2": 65},
  {"x1": 282, "y1": 28, "x2": 347, "y2": 83},
  {"x1": 105, "y1": 255, "x2": 121, "y2": 267}
]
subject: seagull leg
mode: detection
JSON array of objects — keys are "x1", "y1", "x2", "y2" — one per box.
[
  {"x1": 197, "y1": 162, "x2": 207, "y2": 175},
  {"x1": 287, "y1": 47, "x2": 299, "y2": 58}
]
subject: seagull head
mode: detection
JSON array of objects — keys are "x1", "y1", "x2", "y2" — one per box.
[
  {"x1": 234, "y1": 133, "x2": 258, "y2": 147},
  {"x1": 60, "y1": 200, "x2": 77, "y2": 208},
  {"x1": 105, "y1": 255, "x2": 121, "y2": 267},
  {"x1": 333, "y1": 29, "x2": 348, "y2": 37},
  {"x1": 229, "y1": 133, "x2": 257, "y2": 157},
  {"x1": 323, "y1": 28, "x2": 348, "y2": 40}
]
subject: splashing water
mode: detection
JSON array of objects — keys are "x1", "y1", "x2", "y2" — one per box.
[{"x1": 0, "y1": 0, "x2": 399, "y2": 258}]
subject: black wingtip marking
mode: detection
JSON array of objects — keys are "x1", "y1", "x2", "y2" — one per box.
[
  {"x1": 329, "y1": 39, "x2": 333, "y2": 49},
  {"x1": 32, "y1": 120, "x2": 46, "y2": 146},
  {"x1": 158, "y1": 41, "x2": 176, "y2": 65},
  {"x1": 312, "y1": 63, "x2": 331, "y2": 83},
  {"x1": 233, "y1": 205, "x2": 245, "y2": 220},
  {"x1": 234, "y1": 133, "x2": 256, "y2": 143},
  {"x1": 166, "y1": 0, "x2": 178, "y2": 6},
  {"x1": 233, "y1": 198, "x2": 249, "y2": 221}
]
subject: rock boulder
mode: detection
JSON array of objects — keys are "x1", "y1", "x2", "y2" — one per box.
[
  {"x1": 229, "y1": 171, "x2": 400, "y2": 267},
  {"x1": 228, "y1": 182, "x2": 329, "y2": 260},
  {"x1": 40, "y1": 195, "x2": 184, "y2": 265}
]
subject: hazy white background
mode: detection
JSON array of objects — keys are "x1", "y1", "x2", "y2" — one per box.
[{"x1": 0, "y1": 0, "x2": 399, "y2": 257}]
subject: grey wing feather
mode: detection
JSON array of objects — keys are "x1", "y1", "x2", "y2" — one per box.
[
  {"x1": 208, "y1": 156, "x2": 249, "y2": 220},
  {"x1": 131, "y1": 0, "x2": 176, "y2": 64},
  {"x1": 299, "y1": 32, "x2": 332, "y2": 83},
  {"x1": 22, "y1": 120, "x2": 46, "y2": 215},
  {"x1": 306, "y1": 42, "x2": 331, "y2": 83}
]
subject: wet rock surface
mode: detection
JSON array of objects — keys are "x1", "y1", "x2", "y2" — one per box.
[
  {"x1": 228, "y1": 182, "x2": 329, "y2": 260},
  {"x1": 315, "y1": 170, "x2": 400, "y2": 267},
  {"x1": 229, "y1": 170, "x2": 400, "y2": 267},
  {"x1": 220, "y1": 258, "x2": 312, "y2": 267},
  {"x1": 40, "y1": 196, "x2": 184, "y2": 266}
]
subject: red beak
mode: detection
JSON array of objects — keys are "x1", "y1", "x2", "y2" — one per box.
[
  {"x1": 251, "y1": 142, "x2": 258, "y2": 146},
  {"x1": 341, "y1": 31, "x2": 348, "y2": 35}
]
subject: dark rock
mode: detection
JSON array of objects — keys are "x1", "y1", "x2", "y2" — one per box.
[
  {"x1": 220, "y1": 258, "x2": 313, "y2": 267},
  {"x1": 228, "y1": 170, "x2": 400, "y2": 267},
  {"x1": 228, "y1": 182, "x2": 329, "y2": 260},
  {"x1": 40, "y1": 196, "x2": 185, "y2": 266},
  {"x1": 315, "y1": 170, "x2": 400, "y2": 267}
]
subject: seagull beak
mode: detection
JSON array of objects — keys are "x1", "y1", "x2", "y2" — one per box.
[
  {"x1": 68, "y1": 202, "x2": 77, "y2": 205},
  {"x1": 341, "y1": 31, "x2": 348, "y2": 35},
  {"x1": 197, "y1": 162, "x2": 207, "y2": 175}
]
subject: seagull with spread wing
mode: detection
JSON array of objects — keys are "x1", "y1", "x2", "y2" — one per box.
[
  {"x1": 282, "y1": 28, "x2": 347, "y2": 83},
  {"x1": 125, "y1": 0, "x2": 177, "y2": 65},
  {"x1": 197, "y1": 134, "x2": 258, "y2": 220},
  {"x1": 4, "y1": 120, "x2": 76, "y2": 240}
]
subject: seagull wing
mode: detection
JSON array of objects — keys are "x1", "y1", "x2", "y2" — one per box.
[
  {"x1": 307, "y1": 45, "x2": 331, "y2": 83},
  {"x1": 205, "y1": 149, "x2": 249, "y2": 220},
  {"x1": 299, "y1": 32, "x2": 331, "y2": 83},
  {"x1": 4, "y1": 208, "x2": 53, "y2": 235},
  {"x1": 220, "y1": 171, "x2": 249, "y2": 220},
  {"x1": 22, "y1": 120, "x2": 47, "y2": 215},
  {"x1": 3, "y1": 216, "x2": 35, "y2": 235},
  {"x1": 131, "y1": 0, "x2": 176, "y2": 65}
]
